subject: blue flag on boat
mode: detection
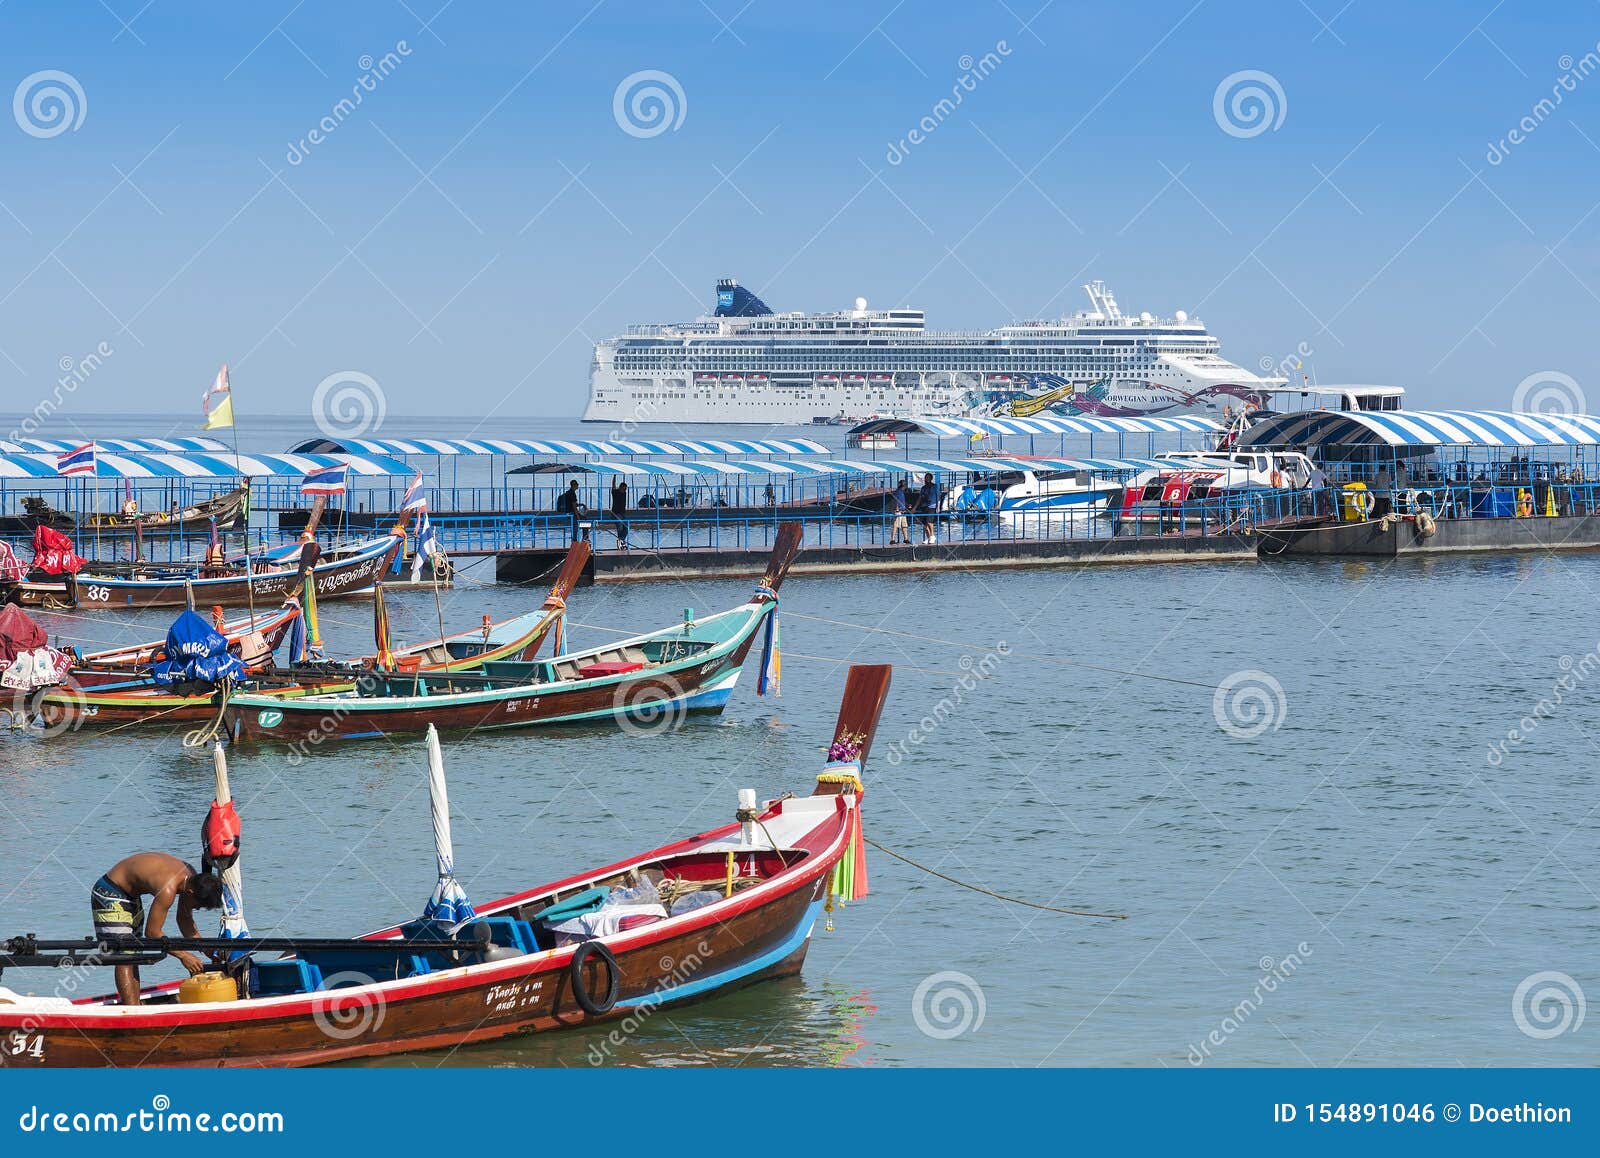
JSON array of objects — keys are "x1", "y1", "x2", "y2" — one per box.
[{"x1": 400, "y1": 473, "x2": 427, "y2": 512}]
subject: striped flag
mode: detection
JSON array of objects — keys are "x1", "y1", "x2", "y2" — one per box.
[
  {"x1": 56, "y1": 443, "x2": 98, "y2": 476},
  {"x1": 400, "y1": 473, "x2": 427, "y2": 512},
  {"x1": 299, "y1": 463, "x2": 347, "y2": 496},
  {"x1": 411, "y1": 507, "x2": 444, "y2": 581},
  {"x1": 201, "y1": 364, "x2": 233, "y2": 431}
]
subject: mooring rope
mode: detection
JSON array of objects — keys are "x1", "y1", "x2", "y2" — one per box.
[{"x1": 863, "y1": 836, "x2": 1127, "y2": 920}]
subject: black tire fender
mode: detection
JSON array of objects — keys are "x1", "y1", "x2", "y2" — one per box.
[{"x1": 569, "y1": 939, "x2": 621, "y2": 1015}]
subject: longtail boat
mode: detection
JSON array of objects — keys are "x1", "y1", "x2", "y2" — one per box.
[
  {"x1": 227, "y1": 522, "x2": 802, "y2": 745},
  {"x1": 0, "y1": 484, "x2": 250, "y2": 537},
  {"x1": 70, "y1": 602, "x2": 303, "y2": 687},
  {"x1": 7, "y1": 529, "x2": 404, "y2": 611},
  {"x1": 0, "y1": 663, "x2": 890, "y2": 1067},
  {"x1": 34, "y1": 542, "x2": 592, "y2": 730}
]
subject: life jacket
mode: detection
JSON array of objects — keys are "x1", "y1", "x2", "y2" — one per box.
[{"x1": 202, "y1": 798, "x2": 241, "y2": 872}]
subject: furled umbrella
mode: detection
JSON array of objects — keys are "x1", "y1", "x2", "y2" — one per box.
[
  {"x1": 421, "y1": 723, "x2": 474, "y2": 926},
  {"x1": 207, "y1": 741, "x2": 248, "y2": 941}
]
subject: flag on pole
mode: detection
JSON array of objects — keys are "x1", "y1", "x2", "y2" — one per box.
[
  {"x1": 299, "y1": 463, "x2": 347, "y2": 496},
  {"x1": 56, "y1": 443, "x2": 97, "y2": 476},
  {"x1": 400, "y1": 473, "x2": 427, "y2": 512},
  {"x1": 201, "y1": 364, "x2": 234, "y2": 430},
  {"x1": 410, "y1": 506, "x2": 444, "y2": 581}
]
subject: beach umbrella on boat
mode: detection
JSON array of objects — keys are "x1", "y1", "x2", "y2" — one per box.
[
  {"x1": 421, "y1": 723, "x2": 474, "y2": 926},
  {"x1": 207, "y1": 741, "x2": 248, "y2": 941}
]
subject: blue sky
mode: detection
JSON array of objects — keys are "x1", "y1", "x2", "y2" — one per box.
[{"x1": 0, "y1": 0, "x2": 1597, "y2": 425}]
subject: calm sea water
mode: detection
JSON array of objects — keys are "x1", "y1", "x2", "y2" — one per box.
[{"x1": 2, "y1": 415, "x2": 1596, "y2": 1066}]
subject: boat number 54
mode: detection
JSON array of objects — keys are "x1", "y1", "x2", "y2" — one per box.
[
  {"x1": 82, "y1": 585, "x2": 110, "y2": 602},
  {"x1": 5, "y1": 1031, "x2": 44, "y2": 1059}
]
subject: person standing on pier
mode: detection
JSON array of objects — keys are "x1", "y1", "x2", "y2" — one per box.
[
  {"x1": 557, "y1": 480, "x2": 585, "y2": 543},
  {"x1": 610, "y1": 478, "x2": 629, "y2": 548},
  {"x1": 916, "y1": 473, "x2": 940, "y2": 545},
  {"x1": 890, "y1": 478, "x2": 911, "y2": 545}
]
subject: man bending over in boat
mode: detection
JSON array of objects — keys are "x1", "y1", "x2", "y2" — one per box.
[{"x1": 90, "y1": 853, "x2": 223, "y2": 1005}]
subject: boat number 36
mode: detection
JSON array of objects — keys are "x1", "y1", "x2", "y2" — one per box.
[
  {"x1": 5, "y1": 1031, "x2": 44, "y2": 1059},
  {"x1": 82, "y1": 585, "x2": 111, "y2": 602}
]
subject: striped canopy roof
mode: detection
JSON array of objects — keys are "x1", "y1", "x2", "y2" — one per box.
[
  {"x1": 0, "y1": 451, "x2": 413, "y2": 479},
  {"x1": 851, "y1": 415, "x2": 1223, "y2": 437},
  {"x1": 288, "y1": 435, "x2": 830, "y2": 457},
  {"x1": 0, "y1": 436, "x2": 230, "y2": 454},
  {"x1": 1237, "y1": 409, "x2": 1600, "y2": 448},
  {"x1": 520, "y1": 456, "x2": 1168, "y2": 478}
]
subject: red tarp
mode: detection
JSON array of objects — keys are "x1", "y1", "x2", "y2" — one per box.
[
  {"x1": 30, "y1": 525, "x2": 85, "y2": 575},
  {"x1": 0, "y1": 603, "x2": 49, "y2": 665},
  {"x1": 0, "y1": 540, "x2": 24, "y2": 583}
]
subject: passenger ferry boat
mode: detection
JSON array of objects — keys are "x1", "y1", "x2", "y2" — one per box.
[{"x1": 584, "y1": 278, "x2": 1285, "y2": 425}]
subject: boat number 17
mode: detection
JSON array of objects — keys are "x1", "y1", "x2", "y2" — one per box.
[{"x1": 5, "y1": 1031, "x2": 44, "y2": 1059}]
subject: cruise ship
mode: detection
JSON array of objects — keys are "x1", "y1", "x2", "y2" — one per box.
[{"x1": 583, "y1": 279, "x2": 1285, "y2": 425}]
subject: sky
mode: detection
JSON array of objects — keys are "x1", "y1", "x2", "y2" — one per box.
[{"x1": 1, "y1": 0, "x2": 1598, "y2": 430}]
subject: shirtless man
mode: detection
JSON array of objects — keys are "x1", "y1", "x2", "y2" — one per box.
[{"x1": 90, "y1": 852, "x2": 224, "y2": 1005}]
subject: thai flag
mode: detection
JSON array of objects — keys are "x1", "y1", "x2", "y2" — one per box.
[
  {"x1": 57, "y1": 443, "x2": 98, "y2": 476},
  {"x1": 299, "y1": 463, "x2": 347, "y2": 496},
  {"x1": 411, "y1": 507, "x2": 442, "y2": 581},
  {"x1": 400, "y1": 473, "x2": 427, "y2": 512}
]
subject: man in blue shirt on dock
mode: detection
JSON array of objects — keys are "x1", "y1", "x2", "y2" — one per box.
[{"x1": 890, "y1": 478, "x2": 911, "y2": 545}]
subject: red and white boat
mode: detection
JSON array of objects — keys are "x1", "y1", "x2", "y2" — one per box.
[{"x1": 0, "y1": 665, "x2": 892, "y2": 1068}]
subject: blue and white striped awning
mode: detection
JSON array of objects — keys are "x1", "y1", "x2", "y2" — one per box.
[
  {"x1": 532, "y1": 456, "x2": 1167, "y2": 479},
  {"x1": 0, "y1": 451, "x2": 414, "y2": 480},
  {"x1": 851, "y1": 415, "x2": 1222, "y2": 438},
  {"x1": 288, "y1": 435, "x2": 830, "y2": 457},
  {"x1": 0, "y1": 436, "x2": 230, "y2": 454},
  {"x1": 1237, "y1": 409, "x2": 1600, "y2": 448}
]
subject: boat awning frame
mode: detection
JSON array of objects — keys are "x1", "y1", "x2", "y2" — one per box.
[
  {"x1": 0, "y1": 436, "x2": 231, "y2": 454},
  {"x1": 500, "y1": 456, "x2": 1169, "y2": 479},
  {"x1": 1236, "y1": 409, "x2": 1600, "y2": 449}
]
